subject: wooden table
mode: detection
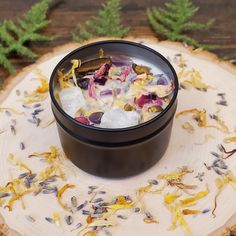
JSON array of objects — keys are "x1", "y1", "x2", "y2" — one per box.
[{"x1": 0, "y1": 0, "x2": 235, "y2": 80}]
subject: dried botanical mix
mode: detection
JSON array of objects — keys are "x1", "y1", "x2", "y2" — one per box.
[{"x1": 55, "y1": 52, "x2": 175, "y2": 128}]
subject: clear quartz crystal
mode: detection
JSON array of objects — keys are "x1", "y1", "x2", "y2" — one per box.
[
  {"x1": 59, "y1": 87, "x2": 85, "y2": 117},
  {"x1": 100, "y1": 109, "x2": 140, "y2": 128}
]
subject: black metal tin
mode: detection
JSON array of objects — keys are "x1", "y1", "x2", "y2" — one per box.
[{"x1": 49, "y1": 40, "x2": 178, "y2": 178}]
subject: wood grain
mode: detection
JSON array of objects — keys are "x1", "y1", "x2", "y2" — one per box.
[{"x1": 0, "y1": 0, "x2": 235, "y2": 81}]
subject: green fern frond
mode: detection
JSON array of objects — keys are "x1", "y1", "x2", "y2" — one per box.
[
  {"x1": 147, "y1": 0, "x2": 215, "y2": 49},
  {"x1": 72, "y1": 0, "x2": 129, "y2": 42},
  {"x1": 0, "y1": 0, "x2": 54, "y2": 74}
]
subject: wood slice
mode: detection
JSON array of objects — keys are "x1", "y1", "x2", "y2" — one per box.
[{"x1": 0, "y1": 37, "x2": 236, "y2": 236}]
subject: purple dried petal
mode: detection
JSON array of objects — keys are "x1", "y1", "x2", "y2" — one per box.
[
  {"x1": 77, "y1": 77, "x2": 89, "y2": 90},
  {"x1": 157, "y1": 75, "x2": 169, "y2": 85},
  {"x1": 100, "y1": 89, "x2": 113, "y2": 96},
  {"x1": 116, "y1": 88, "x2": 121, "y2": 95},
  {"x1": 152, "y1": 98, "x2": 163, "y2": 106},
  {"x1": 89, "y1": 112, "x2": 104, "y2": 124},
  {"x1": 94, "y1": 76, "x2": 107, "y2": 86}
]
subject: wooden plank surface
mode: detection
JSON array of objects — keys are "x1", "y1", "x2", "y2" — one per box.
[{"x1": 0, "y1": 0, "x2": 235, "y2": 81}]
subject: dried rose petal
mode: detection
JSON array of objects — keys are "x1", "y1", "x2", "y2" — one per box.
[
  {"x1": 88, "y1": 78, "x2": 96, "y2": 99},
  {"x1": 119, "y1": 66, "x2": 132, "y2": 82},
  {"x1": 75, "y1": 117, "x2": 90, "y2": 125},
  {"x1": 89, "y1": 112, "x2": 104, "y2": 124},
  {"x1": 135, "y1": 95, "x2": 151, "y2": 108},
  {"x1": 135, "y1": 93, "x2": 161, "y2": 108},
  {"x1": 94, "y1": 64, "x2": 110, "y2": 79}
]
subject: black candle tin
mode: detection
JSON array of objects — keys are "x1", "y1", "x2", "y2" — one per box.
[{"x1": 49, "y1": 40, "x2": 178, "y2": 178}]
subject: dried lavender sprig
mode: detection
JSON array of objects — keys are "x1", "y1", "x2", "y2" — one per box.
[
  {"x1": 20, "y1": 142, "x2": 25, "y2": 150},
  {"x1": 71, "y1": 196, "x2": 78, "y2": 208},
  {"x1": 18, "y1": 172, "x2": 29, "y2": 179},
  {"x1": 10, "y1": 125, "x2": 16, "y2": 135},
  {"x1": 117, "y1": 214, "x2": 127, "y2": 220},
  {"x1": 144, "y1": 210, "x2": 153, "y2": 219},
  {"x1": 34, "y1": 103, "x2": 41, "y2": 108},
  {"x1": 45, "y1": 217, "x2": 54, "y2": 224},
  {"x1": 148, "y1": 179, "x2": 159, "y2": 185},
  {"x1": 76, "y1": 201, "x2": 88, "y2": 211},
  {"x1": 82, "y1": 210, "x2": 91, "y2": 215},
  {"x1": 26, "y1": 215, "x2": 36, "y2": 223},
  {"x1": 71, "y1": 223, "x2": 82, "y2": 232},
  {"x1": 133, "y1": 207, "x2": 140, "y2": 213},
  {"x1": 216, "y1": 100, "x2": 228, "y2": 106},
  {"x1": 92, "y1": 198, "x2": 104, "y2": 203},
  {"x1": 65, "y1": 215, "x2": 73, "y2": 225}
]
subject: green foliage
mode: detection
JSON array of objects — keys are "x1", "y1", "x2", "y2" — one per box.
[
  {"x1": 72, "y1": 0, "x2": 129, "y2": 43},
  {"x1": 147, "y1": 0, "x2": 215, "y2": 49},
  {"x1": 0, "y1": 0, "x2": 54, "y2": 74}
]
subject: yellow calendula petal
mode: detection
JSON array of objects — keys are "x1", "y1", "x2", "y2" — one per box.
[
  {"x1": 29, "y1": 146, "x2": 59, "y2": 163},
  {"x1": 176, "y1": 108, "x2": 201, "y2": 118},
  {"x1": 178, "y1": 68, "x2": 212, "y2": 91},
  {"x1": 0, "y1": 107, "x2": 25, "y2": 115},
  {"x1": 39, "y1": 118, "x2": 55, "y2": 128},
  {"x1": 23, "y1": 93, "x2": 48, "y2": 104},
  {"x1": 8, "y1": 153, "x2": 32, "y2": 174},
  {"x1": 36, "y1": 78, "x2": 49, "y2": 93},
  {"x1": 143, "y1": 218, "x2": 159, "y2": 224},
  {"x1": 224, "y1": 136, "x2": 236, "y2": 143},
  {"x1": 164, "y1": 193, "x2": 180, "y2": 204},
  {"x1": 192, "y1": 110, "x2": 207, "y2": 127},
  {"x1": 79, "y1": 220, "x2": 116, "y2": 236},
  {"x1": 168, "y1": 205, "x2": 191, "y2": 234},
  {"x1": 57, "y1": 184, "x2": 75, "y2": 210},
  {"x1": 5, "y1": 190, "x2": 31, "y2": 211},
  {"x1": 215, "y1": 178, "x2": 225, "y2": 189},
  {"x1": 177, "y1": 108, "x2": 230, "y2": 133},
  {"x1": 0, "y1": 199, "x2": 6, "y2": 207},
  {"x1": 180, "y1": 188, "x2": 209, "y2": 205},
  {"x1": 182, "y1": 209, "x2": 201, "y2": 215},
  {"x1": 38, "y1": 166, "x2": 56, "y2": 180},
  {"x1": 53, "y1": 212, "x2": 60, "y2": 226},
  {"x1": 71, "y1": 59, "x2": 80, "y2": 87},
  {"x1": 57, "y1": 70, "x2": 70, "y2": 89},
  {"x1": 83, "y1": 231, "x2": 97, "y2": 236},
  {"x1": 158, "y1": 168, "x2": 190, "y2": 181},
  {"x1": 106, "y1": 203, "x2": 134, "y2": 210},
  {"x1": 88, "y1": 219, "x2": 116, "y2": 227},
  {"x1": 115, "y1": 195, "x2": 131, "y2": 205}
]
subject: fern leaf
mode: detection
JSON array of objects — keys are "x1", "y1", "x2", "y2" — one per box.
[
  {"x1": 147, "y1": 0, "x2": 215, "y2": 49},
  {"x1": 72, "y1": 0, "x2": 129, "y2": 42},
  {"x1": 0, "y1": 0, "x2": 54, "y2": 74}
]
